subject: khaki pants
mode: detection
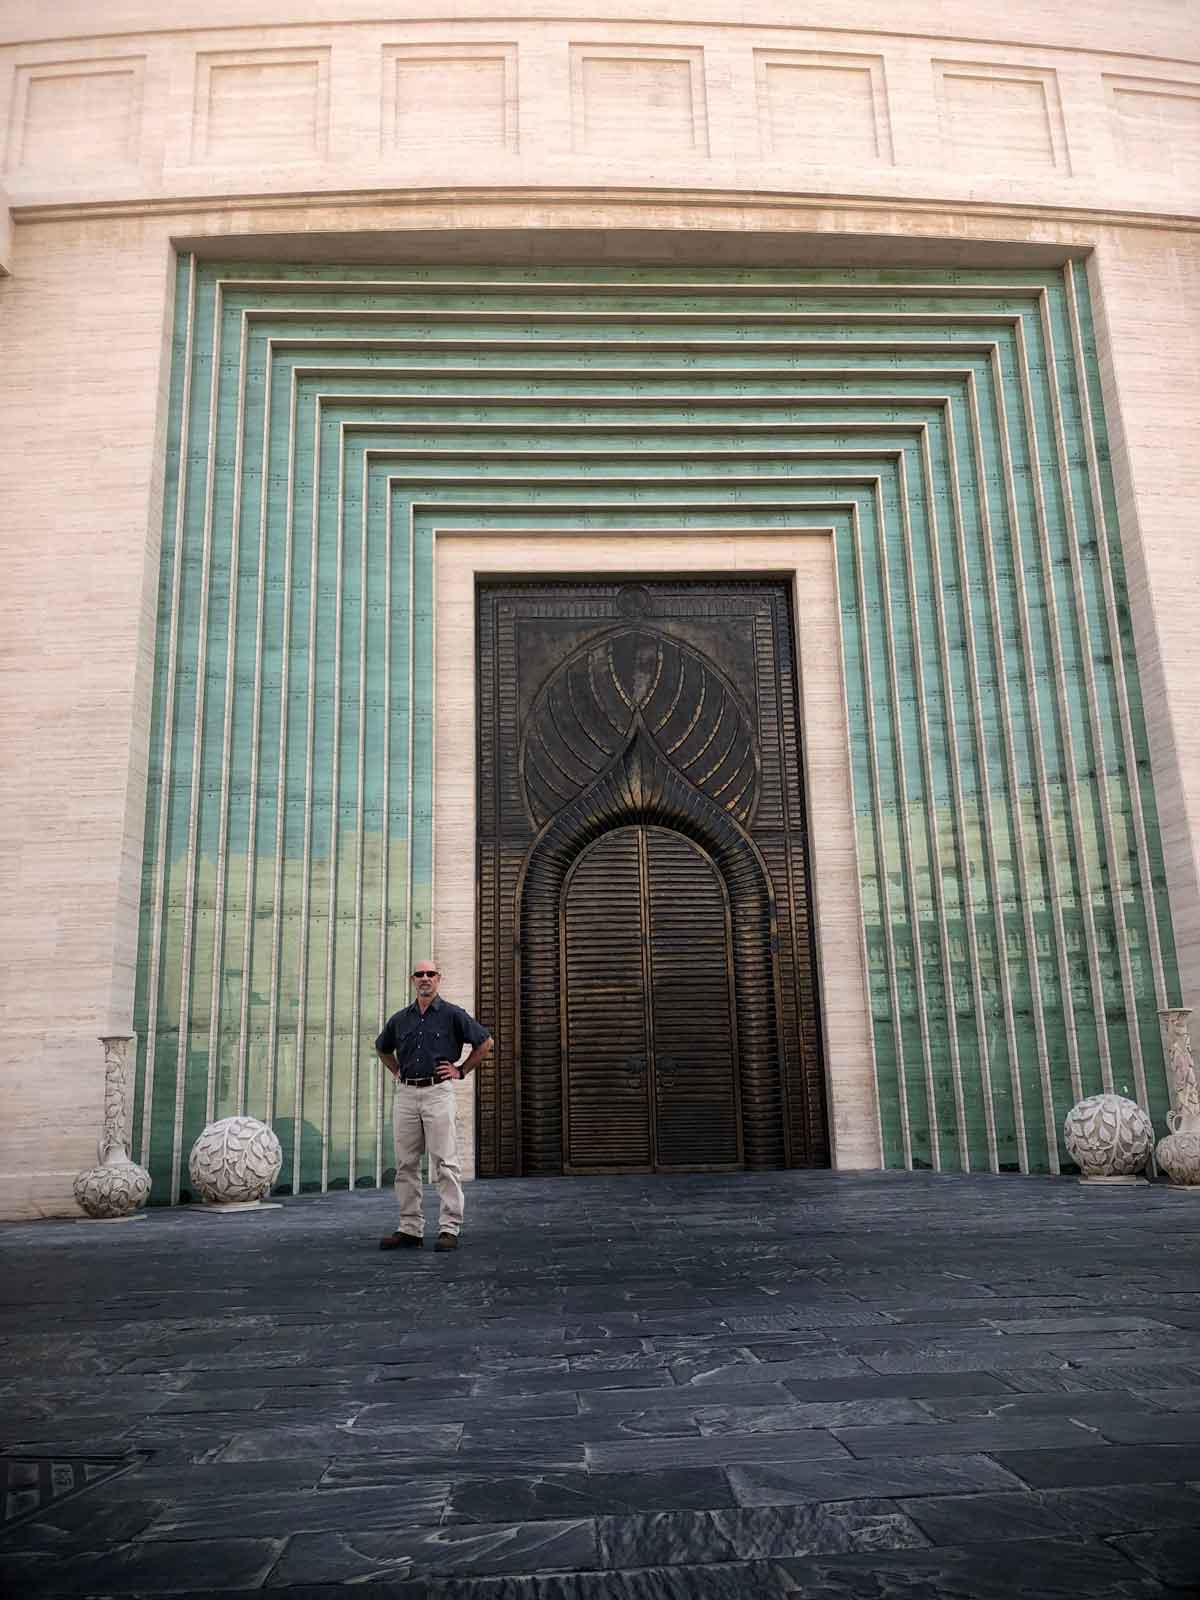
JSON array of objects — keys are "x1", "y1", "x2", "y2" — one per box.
[{"x1": 391, "y1": 1080, "x2": 464, "y2": 1237}]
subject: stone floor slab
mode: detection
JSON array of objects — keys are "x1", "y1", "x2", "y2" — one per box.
[
  {"x1": 3, "y1": 1171, "x2": 1200, "y2": 1597},
  {"x1": 0, "y1": 1536, "x2": 282, "y2": 1595},
  {"x1": 776, "y1": 1537, "x2": 1171, "y2": 1598},
  {"x1": 594, "y1": 1501, "x2": 928, "y2": 1566},
  {"x1": 267, "y1": 1519, "x2": 599, "y2": 1584},
  {"x1": 994, "y1": 1441, "x2": 1200, "y2": 1487},
  {"x1": 1110, "y1": 1528, "x2": 1200, "y2": 1588},
  {"x1": 728, "y1": 1451, "x2": 1021, "y2": 1505},
  {"x1": 445, "y1": 1467, "x2": 735, "y2": 1522}
]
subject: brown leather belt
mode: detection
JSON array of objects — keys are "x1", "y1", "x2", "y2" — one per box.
[{"x1": 399, "y1": 1075, "x2": 437, "y2": 1087}]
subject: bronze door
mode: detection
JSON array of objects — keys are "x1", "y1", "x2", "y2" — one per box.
[
  {"x1": 562, "y1": 824, "x2": 741, "y2": 1172},
  {"x1": 476, "y1": 579, "x2": 827, "y2": 1177}
]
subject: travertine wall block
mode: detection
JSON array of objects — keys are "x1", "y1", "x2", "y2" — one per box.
[
  {"x1": 7, "y1": 56, "x2": 144, "y2": 174},
  {"x1": 383, "y1": 44, "x2": 519, "y2": 153},
  {"x1": 934, "y1": 59, "x2": 1070, "y2": 173},
  {"x1": 1104, "y1": 75, "x2": 1200, "y2": 182},
  {"x1": 755, "y1": 51, "x2": 893, "y2": 163},
  {"x1": 570, "y1": 45, "x2": 709, "y2": 157},
  {"x1": 192, "y1": 47, "x2": 330, "y2": 164}
]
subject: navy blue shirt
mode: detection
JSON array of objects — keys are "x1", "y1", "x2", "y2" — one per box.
[{"x1": 375, "y1": 996, "x2": 490, "y2": 1080}]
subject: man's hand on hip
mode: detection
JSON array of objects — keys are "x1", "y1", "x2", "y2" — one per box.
[{"x1": 434, "y1": 1059, "x2": 460, "y2": 1083}]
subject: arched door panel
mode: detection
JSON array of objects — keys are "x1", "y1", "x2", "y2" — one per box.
[
  {"x1": 562, "y1": 825, "x2": 740, "y2": 1172},
  {"x1": 562, "y1": 829, "x2": 652, "y2": 1170},
  {"x1": 645, "y1": 828, "x2": 741, "y2": 1169}
]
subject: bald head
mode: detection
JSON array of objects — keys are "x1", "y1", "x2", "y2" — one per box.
[{"x1": 411, "y1": 960, "x2": 441, "y2": 1006}]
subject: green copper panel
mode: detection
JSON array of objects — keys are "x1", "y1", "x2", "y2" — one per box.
[{"x1": 132, "y1": 257, "x2": 1181, "y2": 1199}]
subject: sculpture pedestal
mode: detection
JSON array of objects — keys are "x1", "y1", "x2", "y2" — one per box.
[
  {"x1": 74, "y1": 1037, "x2": 152, "y2": 1219},
  {"x1": 1078, "y1": 1174, "x2": 1146, "y2": 1185},
  {"x1": 195, "y1": 1200, "x2": 284, "y2": 1214},
  {"x1": 1156, "y1": 1011, "x2": 1200, "y2": 1190}
]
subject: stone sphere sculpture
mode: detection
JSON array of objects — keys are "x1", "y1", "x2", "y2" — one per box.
[
  {"x1": 1063, "y1": 1093, "x2": 1153, "y2": 1180},
  {"x1": 188, "y1": 1115, "x2": 283, "y2": 1205},
  {"x1": 1157, "y1": 1130, "x2": 1200, "y2": 1188}
]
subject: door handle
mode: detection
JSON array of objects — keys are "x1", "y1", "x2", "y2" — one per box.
[{"x1": 623, "y1": 1054, "x2": 647, "y2": 1076}]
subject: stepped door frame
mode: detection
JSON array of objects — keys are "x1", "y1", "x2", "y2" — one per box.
[{"x1": 431, "y1": 526, "x2": 883, "y2": 1181}]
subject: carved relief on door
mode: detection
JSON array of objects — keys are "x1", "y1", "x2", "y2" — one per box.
[{"x1": 476, "y1": 580, "x2": 827, "y2": 1177}]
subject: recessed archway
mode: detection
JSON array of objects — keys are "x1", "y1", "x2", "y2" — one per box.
[
  {"x1": 433, "y1": 530, "x2": 880, "y2": 1181},
  {"x1": 516, "y1": 721, "x2": 785, "y2": 1172}
]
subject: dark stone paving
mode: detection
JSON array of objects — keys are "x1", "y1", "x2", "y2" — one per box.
[{"x1": 2, "y1": 1170, "x2": 1200, "y2": 1597}]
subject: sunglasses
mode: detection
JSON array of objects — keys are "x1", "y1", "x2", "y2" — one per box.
[{"x1": 411, "y1": 970, "x2": 440, "y2": 979}]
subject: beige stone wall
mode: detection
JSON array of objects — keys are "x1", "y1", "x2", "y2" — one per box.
[
  {"x1": 0, "y1": 216, "x2": 173, "y2": 1217},
  {"x1": 0, "y1": 183, "x2": 11, "y2": 274},
  {"x1": 1089, "y1": 232, "x2": 1200, "y2": 1004},
  {"x1": 1, "y1": 3, "x2": 1197, "y2": 223},
  {"x1": 1, "y1": 0, "x2": 1198, "y2": 1217}
]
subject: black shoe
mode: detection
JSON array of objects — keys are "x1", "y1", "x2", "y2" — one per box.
[
  {"x1": 434, "y1": 1232, "x2": 459, "y2": 1252},
  {"x1": 379, "y1": 1231, "x2": 422, "y2": 1250}
]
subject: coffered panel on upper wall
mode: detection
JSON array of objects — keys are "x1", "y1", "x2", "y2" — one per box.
[
  {"x1": 570, "y1": 44, "x2": 709, "y2": 158},
  {"x1": 0, "y1": 18, "x2": 1196, "y2": 220},
  {"x1": 1103, "y1": 74, "x2": 1200, "y2": 188},
  {"x1": 1, "y1": 39, "x2": 169, "y2": 189},
  {"x1": 383, "y1": 43, "x2": 519, "y2": 155},
  {"x1": 933, "y1": 60, "x2": 1070, "y2": 176},
  {"x1": 754, "y1": 51, "x2": 893, "y2": 166},
  {"x1": 191, "y1": 47, "x2": 331, "y2": 165},
  {"x1": 9, "y1": 55, "x2": 146, "y2": 175}
]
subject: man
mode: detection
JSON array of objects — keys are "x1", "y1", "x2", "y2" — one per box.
[{"x1": 375, "y1": 961, "x2": 493, "y2": 1252}]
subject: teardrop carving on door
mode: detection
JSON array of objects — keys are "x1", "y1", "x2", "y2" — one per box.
[
  {"x1": 520, "y1": 625, "x2": 760, "y2": 831},
  {"x1": 476, "y1": 580, "x2": 828, "y2": 1178}
]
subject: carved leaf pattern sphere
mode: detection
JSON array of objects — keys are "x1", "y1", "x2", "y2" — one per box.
[
  {"x1": 1063, "y1": 1093, "x2": 1153, "y2": 1177},
  {"x1": 1156, "y1": 1131, "x2": 1200, "y2": 1187},
  {"x1": 521, "y1": 626, "x2": 758, "y2": 828},
  {"x1": 188, "y1": 1115, "x2": 283, "y2": 1203},
  {"x1": 74, "y1": 1161, "x2": 151, "y2": 1218}
]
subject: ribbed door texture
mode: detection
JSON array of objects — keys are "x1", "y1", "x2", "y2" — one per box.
[
  {"x1": 645, "y1": 829, "x2": 740, "y2": 1170},
  {"x1": 562, "y1": 826, "x2": 740, "y2": 1172},
  {"x1": 563, "y1": 829, "x2": 652, "y2": 1169}
]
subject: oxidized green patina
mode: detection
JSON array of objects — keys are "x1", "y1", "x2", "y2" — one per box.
[{"x1": 132, "y1": 258, "x2": 1180, "y2": 1198}]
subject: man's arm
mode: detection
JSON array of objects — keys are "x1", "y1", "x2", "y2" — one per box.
[
  {"x1": 434, "y1": 1036, "x2": 493, "y2": 1083},
  {"x1": 375, "y1": 1015, "x2": 401, "y2": 1077}
]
